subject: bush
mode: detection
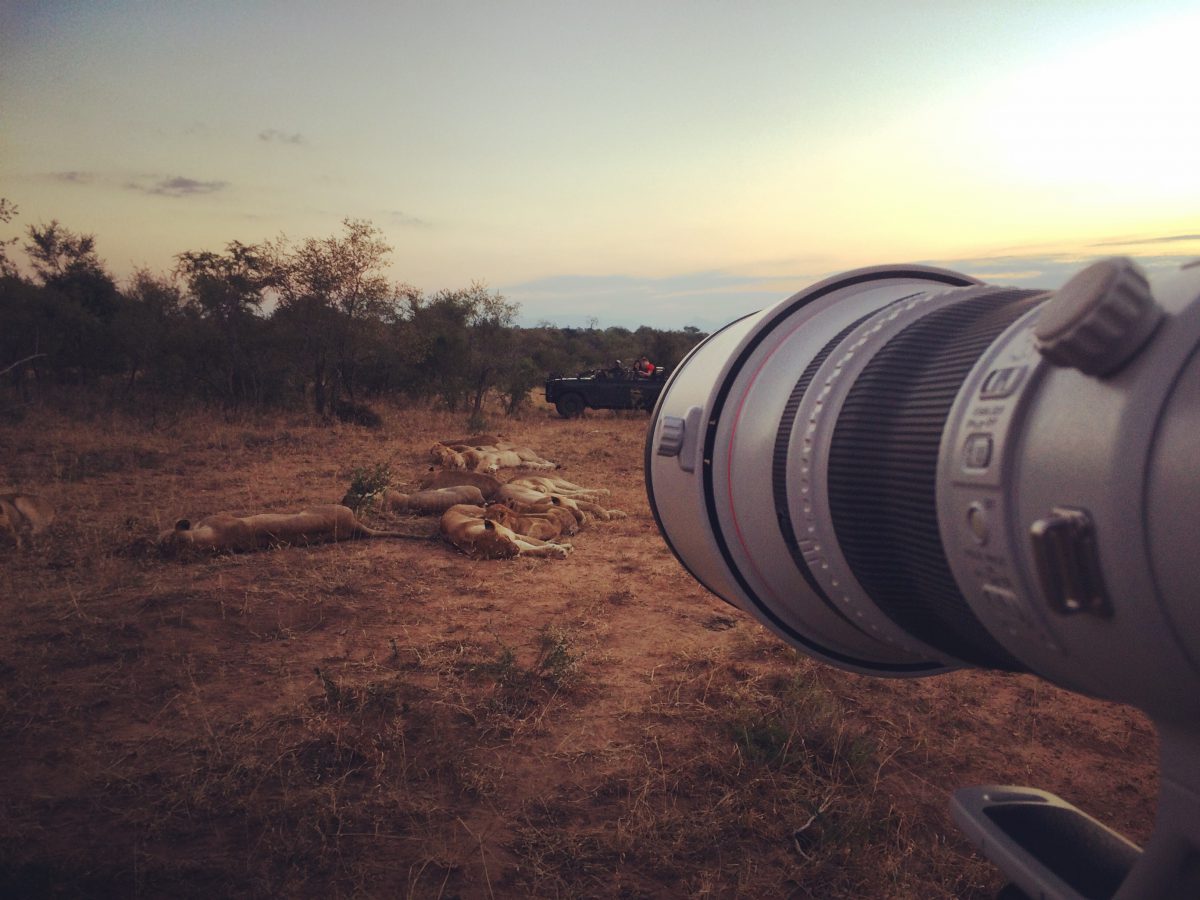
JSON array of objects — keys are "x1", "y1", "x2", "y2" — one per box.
[{"x1": 340, "y1": 463, "x2": 392, "y2": 511}]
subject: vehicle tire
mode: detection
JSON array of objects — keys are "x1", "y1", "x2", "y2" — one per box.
[{"x1": 555, "y1": 394, "x2": 585, "y2": 418}]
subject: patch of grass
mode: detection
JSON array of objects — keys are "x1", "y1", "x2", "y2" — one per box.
[
  {"x1": 473, "y1": 626, "x2": 585, "y2": 721},
  {"x1": 51, "y1": 448, "x2": 165, "y2": 481},
  {"x1": 239, "y1": 429, "x2": 301, "y2": 450},
  {"x1": 340, "y1": 463, "x2": 392, "y2": 511},
  {"x1": 465, "y1": 410, "x2": 489, "y2": 434},
  {"x1": 0, "y1": 400, "x2": 1144, "y2": 900},
  {"x1": 533, "y1": 625, "x2": 582, "y2": 691}
]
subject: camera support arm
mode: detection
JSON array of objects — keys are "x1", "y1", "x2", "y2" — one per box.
[
  {"x1": 953, "y1": 724, "x2": 1200, "y2": 900},
  {"x1": 1113, "y1": 722, "x2": 1200, "y2": 900}
]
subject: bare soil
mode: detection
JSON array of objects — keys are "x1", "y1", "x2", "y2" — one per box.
[{"x1": 0, "y1": 400, "x2": 1158, "y2": 898}]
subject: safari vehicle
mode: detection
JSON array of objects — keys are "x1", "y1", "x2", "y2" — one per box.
[{"x1": 544, "y1": 366, "x2": 667, "y2": 417}]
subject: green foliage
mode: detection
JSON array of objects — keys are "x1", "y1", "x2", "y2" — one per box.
[
  {"x1": 173, "y1": 241, "x2": 280, "y2": 406},
  {"x1": 341, "y1": 463, "x2": 392, "y2": 511},
  {"x1": 480, "y1": 626, "x2": 583, "y2": 716},
  {"x1": 533, "y1": 625, "x2": 582, "y2": 690}
]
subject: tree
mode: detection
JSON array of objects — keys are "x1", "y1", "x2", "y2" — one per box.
[
  {"x1": 175, "y1": 241, "x2": 278, "y2": 405},
  {"x1": 400, "y1": 283, "x2": 522, "y2": 421},
  {"x1": 0, "y1": 198, "x2": 19, "y2": 279},
  {"x1": 460, "y1": 283, "x2": 520, "y2": 422},
  {"x1": 274, "y1": 219, "x2": 398, "y2": 415},
  {"x1": 115, "y1": 269, "x2": 188, "y2": 397},
  {"x1": 19, "y1": 221, "x2": 123, "y2": 381}
]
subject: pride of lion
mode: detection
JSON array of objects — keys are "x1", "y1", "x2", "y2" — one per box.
[
  {"x1": 119, "y1": 433, "x2": 623, "y2": 560},
  {"x1": 0, "y1": 435, "x2": 619, "y2": 561},
  {"x1": 415, "y1": 437, "x2": 625, "y2": 559}
]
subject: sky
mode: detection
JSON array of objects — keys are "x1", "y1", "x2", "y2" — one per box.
[{"x1": 2, "y1": 0, "x2": 1198, "y2": 330}]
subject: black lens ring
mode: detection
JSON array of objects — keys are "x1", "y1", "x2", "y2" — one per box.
[{"x1": 827, "y1": 289, "x2": 1045, "y2": 670}]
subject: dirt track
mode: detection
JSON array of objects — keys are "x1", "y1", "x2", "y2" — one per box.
[{"x1": 0, "y1": 404, "x2": 1158, "y2": 898}]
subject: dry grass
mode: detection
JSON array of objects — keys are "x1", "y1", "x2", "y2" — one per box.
[{"x1": 0, "y1": 394, "x2": 1159, "y2": 898}]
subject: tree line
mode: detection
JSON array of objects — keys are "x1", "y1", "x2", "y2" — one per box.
[{"x1": 0, "y1": 202, "x2": 706, "y2": 422}]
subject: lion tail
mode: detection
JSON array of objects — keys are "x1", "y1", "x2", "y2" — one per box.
[{"x1": 355, "y1": 522, "x2": 441, "y2": 541}]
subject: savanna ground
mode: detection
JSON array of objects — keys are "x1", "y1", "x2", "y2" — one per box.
[{"x1": 0, "y1": 396, "x2": 1158, "y2": 898}]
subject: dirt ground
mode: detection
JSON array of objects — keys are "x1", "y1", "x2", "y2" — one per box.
[{"x1": 0, "y1": 400, "x2": 1159, "y2": 898}]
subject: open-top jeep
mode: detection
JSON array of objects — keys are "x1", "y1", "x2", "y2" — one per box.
[{"x1": 544, "y1": 366, "x2": 667, "y2": 417}]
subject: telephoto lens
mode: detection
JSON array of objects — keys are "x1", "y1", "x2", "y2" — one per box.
[
  {"x1": 646, "y1": 255, "x2": 1200, "y2": 899},
  {"x1": 645, "y1": 257, "x2": 1200, "y2": 720}
]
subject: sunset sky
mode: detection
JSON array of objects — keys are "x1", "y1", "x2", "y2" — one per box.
[{"x1": 3, "y1": 0, "x2": 1198, "y2": 329}]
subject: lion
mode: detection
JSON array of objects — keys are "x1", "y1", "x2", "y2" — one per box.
[
  {"x1": 494, "y1": 483, "x2": 627, "y2": 523},
  {"x1": 158, "y1": 504, "x2": 430, "y2": 553},
  {"x1": 507, "y1": 474, "x2": 610, "y2": 499},
  {"x1": 484, "y1": 490, "x2": 580, "y2": 533},
  {"x1": 429, "y1": 442, "x2": 468, "y2": 470},
  {"x1": 482, "y1": 501, "x2": 576, "y2": 542},
  {"x1": 417, "y1": 468, "x2": 504, "y2": 499},
  {"x1": 460, "y1": 447, "x2": 557, "y2": 475},
  {"x1": 495, "y1": 482, "x2": 577, "y2": 519},
  {"x1": 480, "y1": 443, "x2": 559, "y2": 467},
  {"x1": 0, "y1": 493, "x2": 55, "y2": 548},
  {"x1": 429, "y1": 441, "x2": 557, "y2": 474},
  {"x1": 378, "y1": 485, "x2": 486, "y2": 515},
  {"x1": 439, "y1": 504, "x2": 571, "y2": 559}
]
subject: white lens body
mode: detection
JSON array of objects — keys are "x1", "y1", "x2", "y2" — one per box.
[
  {"x1": 648, "y1": 259, "x2": 1200, "y2": 710},
  {"x1": 647, "y1": 266, "x2": 980, "y2": 675}
]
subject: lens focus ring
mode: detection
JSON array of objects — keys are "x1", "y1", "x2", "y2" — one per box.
[{"x1": 827, "y1": 289, "x2": 1044, "y2": 669}]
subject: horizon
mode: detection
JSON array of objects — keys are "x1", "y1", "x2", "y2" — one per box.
[{"x1": 3, "y1": 1, "x2": 1198, "y2": 330}]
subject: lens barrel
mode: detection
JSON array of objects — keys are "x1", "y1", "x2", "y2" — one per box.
[
  {"x1": 646, "y1": 266, "x2": 1047, "y2": 675},
  {"x1": 646, "y1": 258, "x2": 1200, "y2": 898},
  {"x1": 648, "y1": 256, "x2": 1200, "y2": 712}
]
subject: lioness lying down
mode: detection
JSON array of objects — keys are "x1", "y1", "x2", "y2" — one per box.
[
  {"x1": 507, "y1": 474, "x2": 610, "y2": 499},
  {"x1": 380, "y1": 485, "x2": 485, "y2": 514},
  {"x1": 417, "y1": 468, "x2": 503, "y2": 499},
  {"x1": 467, "y1": 448, "x2": 557, "y2": 474},
  {"x1": 482, "y1": 501, "x2": 576, "y2": 542},
  {"x1": 495, "y1": 483, "x2": 627, "y2": 522},
  {"x1": 159, "y1": 505, "x2": 428, "y2": 552},
  {"x1": 0, "y1": 493, "x2": 55, "y2": 548},
  {"x1": 428, "y1": 442, "x2": 557, "y2": 474},
  {"x1": 439, "y1": 504, "x2": 571, "y2": 559}
]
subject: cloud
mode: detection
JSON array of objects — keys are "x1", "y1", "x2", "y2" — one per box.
[
  {"x1": 49, "y1": 171, "x2": 95, "y2": 185},
  {"x1": 129, "y1": 176, "x2": 229, "y2": 197},
  {"x1": 1090, "y1": 234, "x2": 1200, "y2": 247},
  {"x1": 506, "y1": 244, "x2": 1200, "y2": 329},
  {"x1": 388, "y1": 210, "x2": 431, "y2": 228},
  {"x1": 923, "y1": 244, "x2": 1200, "y2": 292},
  {"x1": 259, "y1": 128, "x2": 306, "y2": 145}
]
